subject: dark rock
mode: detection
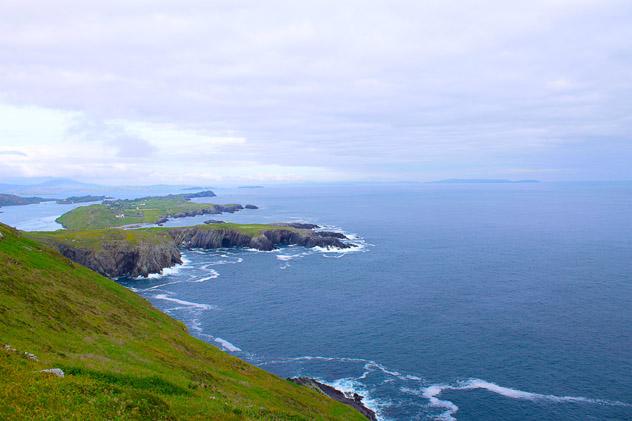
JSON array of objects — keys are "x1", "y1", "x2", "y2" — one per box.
[
  {"x1": 315, "y1": 231, "x2": 348, "y2": 239},
  {"x1": 244, "y1": 204, "x2": 258, "y2": 209},
  {"x1": 272, "y1": 222, "x2": 320, "y2": 229},
  {"x1": 169, "y1": 228, "x2": 253, "y2": 250},
  {"x1": 288, "y1": 377, "x2": 376, "y2": 420}
]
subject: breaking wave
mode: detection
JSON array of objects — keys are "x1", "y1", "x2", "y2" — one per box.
[
  {"x1": 214, "y1": 338, "x2": 242, "y2": 352},
  {"x1": 152, "y1": 293, "x2": 216, "y2": 311},
  {"x1": 414, "y1": 379, "x2": 632, "y2": 420}
]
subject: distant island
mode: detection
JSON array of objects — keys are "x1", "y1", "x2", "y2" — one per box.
[
  {"x1": 1, "y1": 193, "x2": 107, "y2": 207},
  {"x1": 238, "y1": 185, "x2": 264, "y2": 189},
  {"x1": 431, "y1": 178, "x2": 540, "y2": 184},
  {"x1": 0, "y1": 193, "x2": 51, "y2": 207}
]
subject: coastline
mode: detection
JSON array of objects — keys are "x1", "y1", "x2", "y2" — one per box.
[{"x1": 289, "y1": 377, "x2": 377, "y2": 421}]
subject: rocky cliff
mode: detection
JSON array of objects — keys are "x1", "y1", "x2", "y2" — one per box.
[
  {"x1": 35, "y1": 225, "x2": 354, "y2": 278},
  {"x1": 55, "y1": 239, "x2": 182, "y2": 278}
]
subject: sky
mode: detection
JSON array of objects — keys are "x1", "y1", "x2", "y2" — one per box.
[{"x1": 1, "y1": 0, "x2": 631, "y2": 184}]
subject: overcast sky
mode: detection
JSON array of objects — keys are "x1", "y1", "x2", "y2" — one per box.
[{"x1": 1, "y1": 0, "x2": 631, "y2": 184}]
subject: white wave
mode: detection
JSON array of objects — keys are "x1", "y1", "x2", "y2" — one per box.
[
  {"x1": 153, "y1": 294, "x2": 215, "y2": 310},
  {"x1": 320, "y1": 377, "x2": 388, "y2": 420},
  {"x1": 214, "y1": 338, "x2": 242, "y2": 352},
  {"x1": 419, "y1": 378, "x2": 632, "y2": 420},
  {"x1": 310, "y1": 224, "x2": 370, "y2": 256},
  {"x1": 365, "y1": 362, "x2": 401, "y2": 377},
  {"x1": 260, "y1": 355, "x2": 420, "y2": 383},
  {"x1": 275, "y1": 250, "x2": 315, "y2": 268},
  {"x1": 200, "y1": 256, "x2": 244, "y2": 267},
  {"x1": 144, "y1": 280, "x2": 184, "y2": 290},
  {"x1": 193, "y1": 269, "x2": 220, "y2": 282},
  {"x1": 144, "y1": 255, "x2": 192, "y2": 279},
  {"x1": 189, "y1": 317, "x2": 202, "y2": 333}
]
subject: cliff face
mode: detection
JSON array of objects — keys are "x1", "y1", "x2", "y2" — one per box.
[
  {"x1": 41, "y1": 225, "x2": 354, "y2": 278},
  {"x1": 171, "y1": 227, "x2": 351, "y2": 252},
  {"x1": 56, "y1": 240, "x2": 182, "y2": 278},
  {"x1": 170, "y1": 227, "x2": 253, "y2": 249}
]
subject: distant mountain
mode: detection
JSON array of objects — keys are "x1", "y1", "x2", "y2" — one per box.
[
  {"x1": 431, "y1": 179, "x2": 540, "y2": 184},
  {"x1": 238, "y1": 185, "x2": 264, "y2": 189},
  {"x1": 181, "y1": 186, "x2": 215, "y2": 191},
  {"x1": 0, "y1": 178, "x2": 103, "y2": 196}
]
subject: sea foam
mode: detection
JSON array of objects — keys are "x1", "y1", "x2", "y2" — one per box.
[
  {"x1": 214, "y1": 338, "x2": 242, "y2": 352},
  {"x1": 418, "y1": 378, "x2": 632, "y2": 420},
  {"x1": 152, "y1": 294, "x2": 215, "y2": 310},
  {"x1": 145, "y1": 255, "x2": 192, "y2": 279}
]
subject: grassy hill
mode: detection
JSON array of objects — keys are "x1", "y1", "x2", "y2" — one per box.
[
  {"x1": 0, "y1": 223, "x2": 366, "y2": 420},
  {"x1": 56, "y1": 194, "x2": 242, "y2": 230}
]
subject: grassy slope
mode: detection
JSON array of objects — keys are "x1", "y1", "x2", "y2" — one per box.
[
  {"x1": 0, "y1": 224, "x2": 364, "y2": 420},
  {"x1": 56, "y1": 196, "x2": 241, "y2": 230},
  {"x1": 27, "y1": 223, "x2": 297, "y2": 252}
]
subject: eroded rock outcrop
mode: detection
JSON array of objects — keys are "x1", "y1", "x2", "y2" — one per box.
[
  {"x1": 56, "y1": 240, "x2": 182, "y2": 278},
  {"x1": 44, "y1": 225, "x2": 354, "y2": 278}
]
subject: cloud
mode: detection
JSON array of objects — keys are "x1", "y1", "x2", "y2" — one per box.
[
  {"x1": 0, "y1": 0, "x2": 631, "y2": 182},
  {"x1": 65, "y1": 116, "x2": 157, "y2": 158}
]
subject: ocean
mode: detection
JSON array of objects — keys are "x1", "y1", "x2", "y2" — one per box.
[{"x1": 3, "y1": 182, "x2": 632, "y2": 420}]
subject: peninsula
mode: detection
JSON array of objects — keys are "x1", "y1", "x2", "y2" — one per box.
[
  {"x1": 29, "y1": 223, "x2": 354, "y2": 278},
  {"x1": 55, "y1": 191, "x2": 246, "y2": 230},
  {"x1": 55, "y1": 195, "x2": 109, "y2": 204}
]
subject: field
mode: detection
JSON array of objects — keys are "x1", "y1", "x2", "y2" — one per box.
[{"x1": 56, "y1": 195, "x2": 242, "y2": 230}]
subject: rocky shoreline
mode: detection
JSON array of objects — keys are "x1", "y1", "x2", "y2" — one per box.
[
  {"x1": 289, "y1": 377, "x2": 377, "y2": 420},
  {"x1": 155, "y1": 204, "x2": 244, "y2": 225},
  {"x1": 40, "y1": 225, "x2": 355, "y2": 278}
]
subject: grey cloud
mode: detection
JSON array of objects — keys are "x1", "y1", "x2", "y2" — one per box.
[
  {"x1": 0, "y1": 0, "x2": 631, "y2": 181},
  {"x1": 66, "y1": 116, "x2": 157, "y2": 158}
]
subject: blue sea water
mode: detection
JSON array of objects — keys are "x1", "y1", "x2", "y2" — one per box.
[{"x1": 3, "y1": 183, "x2": 632, "y2": 420}]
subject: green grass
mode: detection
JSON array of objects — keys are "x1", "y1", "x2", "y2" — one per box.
[
  {"x1": 56, "y1": 196, "x2": 243, "y2": 230},
  {"x1": 0, "y1": 223, "x2": 365, "y2": 420},
  {"x1": 27, "y1": 224, "x2": 299, "y2": 253},
  {"x1": 171, "y1": 223, "x2": 298, "y2": 237},
  {"x1": 27, "y1": 227, "x2": 176, "y2": 253}
]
